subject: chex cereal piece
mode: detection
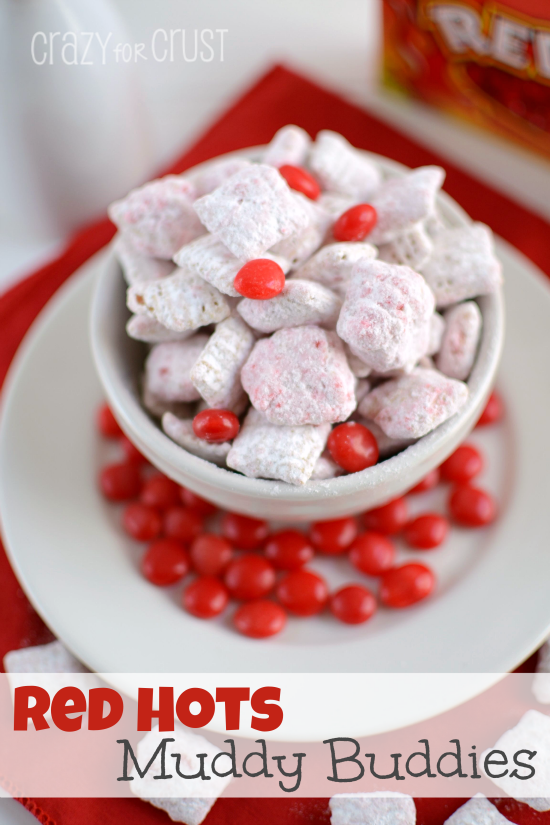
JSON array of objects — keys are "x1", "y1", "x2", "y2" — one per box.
[
  {"x1": 142, "y1": 385, "x2": 193, "y2": 420},
  {"x1": 296, "y1": 242, "x2": 378, "y2": 298},
  {"x1": 144, "y1": 337, "x2": 208, "y2": 403},
  {"x1": 369, "y1": 167, "x2": 445, "y2": 246},
  {"x1": 427, "y1": 312, "x2": 446, "y2": 356},
  {"x1": 190, "y1": 316, "x2": 255, "y2": 409},
  {"x1": 126, "y1": 315, "x2": 193, "y2": 344},
  {"x1": 318, "y1": 192, "x2": 358, "y2": 217},
  {"x1": 330, "y1": 792, "x2": 416, "y2": 825},
  {"x1": 378, "y1": 223, "x2": 433, "y2": 270},
  {"x1": 310, "y1": 452, "x2": 344, "y2": 480},
  {"x1": 162, "y1": 413, "x2": 230, "y2": 466},
  {"x1": 114, "y1": 234, "x2": 175, "y2": 286},
  {"x1": 109, "y1": 175, "x2": 204, "y2": 259},
  {"x1": 358, "y1": 367, "x2": 469, "y2": 439},
  {"x1": 425, "y1": 208, "x2": 446, "y2": 237},
  {"x1": 444, "y1": 795, "x2": 508, "y2": 824},
  {"x1": 237, "y1": 279, "x2": 342, "y2": 333},
  {"x1": 193, "y1": 164, "x2": 310, "y2": 260},
  {"x1": 358, "y1": 418, "x2": 416, "y2": 458},
  {"x1": 270, "y1": 194, "x2": 332, "y2": 268},
  {"x1": 345, "y1": 345, "x2": 372, "y2": 378},
  {"x1": 130, "y1": 722, "x2": 232, "y2": 825},
  {"x1": 355, "y1": 379, "x2": 371, "y2": 405},
  {"x1": 241, "y1": 326, "x2": 356, "y2": 426},
  {"x1": 481, "y1": 710, "x2": 550, "y2": 811},
  {"x1": 310, "y1": 131, "x2": 381, "y2": 200},
  {"x1": 227, "y1": 408, "x2": 330, "y2": 486},
  {"x1": 4, "y1": 640, "x2": 88, "y2": 674},
  {"x1": 436, "y1": 301, "x2": 482, "y2": 381},
  {"x1": 127, "y1": 269, "x2": 230, "y2": 332},
  {"x1": 422, "y1": 223, "x2": 502, "y2": 308},
  {"x1": 336, "y1": 259, "x2": 435, "y2": 373},
  {"x1": 533, "y1": 641, "x2": 550, "y2": 703},
  {"x1": 173, "y1": 234, "x2": 290, "y2": 298},
  {"x1": 192, "y1": 157, "x2": 251, "y2": 197},
  {"x1": 263, "y1": 125, "x2": 311, "y2": 168}
]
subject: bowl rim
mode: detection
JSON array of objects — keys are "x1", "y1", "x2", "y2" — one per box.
[{"x1": 90, "y1": 146, "x2": 505, "y2": 504}]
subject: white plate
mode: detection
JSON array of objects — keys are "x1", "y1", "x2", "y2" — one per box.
[{"x1": 0, "y1": 240, "x2": 550, "y2": 737}]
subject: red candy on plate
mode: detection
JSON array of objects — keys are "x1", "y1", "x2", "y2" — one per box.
[
  {"x1": 99, "y1": 462, "x2": 142, "y2": 502},
  {"x1": 264, "y1": 530, "x2": 314, "y2": 570},
  {"x1": 449, "y1": 484, "x2": 497, "y2": 527},
  {"x1": 476, "y1": 390, "x2": 504, "y2": 427},
  {"x1": 122, "y1": 502, "x2": 163, "y2": 542},
  {"x1": 310, "y1": 517, "x2": 358, "y2": 555},
  {"x1": 234, "y1": 259, "x2": 286, "y2": 299},
  {"x1": 224, "y1": 554, "x2": 276, "y2": 601},
  {"x1": 440, "y1": 444, "x2": 483, "y2": 484},
  {"x1": 163, "y1": 506, "x2": 203, "y2": 543},
  {"x1": 142, "y1": 538, "x2": 190, "y2": 586},
  {"x1": 192, "y1": 409, "x2": 240, "y2": 443},
  {"x1": 380, "y1": 563, "x2": 435, "y2": 608},
  {"x1": 180, "y1": 488, "x2": 218, "y2": 517},
  {"x1": 183, "y1": 577, "x2": 229, "y2": 619},
  {"x1": 278, "y1": 164, "x2": 321, "y2": 200},
  {"x1": 349, "y1": 532, "x2": 395, "y2": 576},
  {"x1": 140, "y1": 473, "x2": 180, "y2": 510},
  {"x1": 327, "y1": 422, "x2": 379, "y2": 473},
  {"x1": 190, "y1": 534, "x2": 233, "y2": 577},
  {"x1": 221, "y1": 512, "x2": 269, "y2": 550},
  {"x1": 408, "y1": 468, "x2": 440, "y2": 495},
  {"x1": 276, "y1": 569, "x2": 328, "y2": 616},
  {"x1": 233, "y1": 600, "x2": 287, "y2": 638},
  {"x1": 96, "y1": 403, "x2": 123, "y2": 439},
  {"x1": 330, "y1": 584, "x2": 377, "y2": 624},
  {"x1": 404, "y1": 513, "x2": 449, "y2": 550},
  {"x1": 363, "y1": 497, "x2": 408, "y2": 535},
  {"x1": 333, "y1": 203, "x2": 377, "y2": 242},
  {"x1": 119, "y1": 436, "x2": 147, "y2": 466}
]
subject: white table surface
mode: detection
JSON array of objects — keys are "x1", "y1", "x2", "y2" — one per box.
[{"x1": 1, "y1": 0, "x2": 550, "y2": 821}]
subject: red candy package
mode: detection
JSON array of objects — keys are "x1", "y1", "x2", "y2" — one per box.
[{"x1": 382, "y1": 0, "x2": 550, "y2": 159}]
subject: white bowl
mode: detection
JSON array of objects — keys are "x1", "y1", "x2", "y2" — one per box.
[{"x1": 90, "y1": 147, "x2": 504, "y2": 522}]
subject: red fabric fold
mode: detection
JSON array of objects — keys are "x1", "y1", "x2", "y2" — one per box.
[{"x1": 1, "y1": 64, "x2": 549, "y2": 825}]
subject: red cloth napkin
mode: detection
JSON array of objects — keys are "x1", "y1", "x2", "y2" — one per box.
[{"x1": 1, "y1": 64, "x2": 549, "y2": 825}]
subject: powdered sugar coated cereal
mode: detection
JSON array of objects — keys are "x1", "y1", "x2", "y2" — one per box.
[
  {"x1": 357, "y1": 418, "x2": 416, "y2": 458},
  {"x1": 193, "y1": 164, "x2": 310, "y2": 260},
  {"x1": 237, "y1": 279, "x2": 342, "y2": 333},
  {"x1": 422, "y1": 223, "x2": 502, "y2": 308},
  {"x1": 129, "y1": 722, "x2": 232, "y2": 825},
  {"x1": 173, "y1": 233, "x2": 290, "y2": 298},
  {"x1": 310, "y1": 131, "x2": 381, "y2": 200},
  {"x1": 127, "y1": 269, "x2": 230, "y2": 332},
  {"x1": 317, "y1": 192, "x2": 358, "y2": 217},
  {"x1": 369, "y1": 167, "x2": 445, "y2": 246},
  {"x1": 162, "y1": 413, "x2": 231, "y2": 466},
  {"x1": 126, "y1": 314, "x2": 194, "y2": 344},
  {"x1": 144, "y1": 337, "x2": 208, "y2": 403},
  {"x1": 114, "y1": 234, "x2": 175, "y2": 285},
  {"x1": 227, "y1": 408, "x2": 330, "y2": 485},
  {"x1": 444, "y1": 796, "x2": 509, "y2": 824},
  {"x1": 378, "y1": 223, "x2": 434, "y2": 270},
  {"x1": 436, "y1": 301, "x2": 482, "y2": 380},
  {"x1": 310, "y1": 452, "x2": 345, "y2": 480},
  {"x1": 109, "y1": 175, "x2": 204, "y2": 259},
  {"x1": 270, "y1": 194, "x2": 332, "y2": 268},
  {"x1": 329, "y1": 792, "x2": 416, "y2": 825},
  {"x1": 190, "y1": 316, "x2": 255, "y2": 409},
  {"x1": 241, "y1": 326, "x2": 356, "y2": 426},
  {"x1": 296, "y1": 242, "x2": 378, "y2": 298},
  {"x1": 142, "y1": 384, "x2": 193, "y2": 420},
  {"x1": 337, "y1": 259, "x2": 435, "y2": 373},
  {"x1": 263, "y1": 125, "x2": 311, "y2": 168},
  {"x1": 359, "y1": 367, "x2": 469, "y2": 439},
  {"x1": 427, "y1": 312, "x2": 446, "y2": 356},
  {"x1": 192, "y1": 157, "x2": 251, "y2": 197}
]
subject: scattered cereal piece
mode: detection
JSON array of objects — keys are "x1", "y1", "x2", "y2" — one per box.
[
  {"x1": 378, "y1": 223, "x2": 433, "y2": 270},
  {"x1": 126, "y1": 314, "x2": 194, "y2": 344},
  {"x1": 337, "y1": 259, "x2": 435, "y2": 373},
  {"x1": 129, "y1": 722, "x2": 232, "y2": 825},
  {"x1": 127, "y1": 269, "x2": 231, "y2": 332},
  {"x1": 113, "y1": 234, "x2": 175, "y2": 285},
  {"x1": 190, "y1": 316, "x2": 255, "y2": 409},
  {"x1": 142, "y1": 385, "x2": 193, "y2": 420},
  {"x1": 193, "y1": 164, "x2": 310, "y2": 260},
  {"x1": 359, "y1": 367, "x2": 469, "y2": 439},
  {"x1": 444, "y1": 795, "x2": 509, "y2": 824},
  {"x1": 427, "y1": 312, "x2": 446, "y2": 356},
  {"x1": 436, "y1": 301, "x2": 482, "y2": 380},
  {"x1": 241, "y1": 326, "x2": 356, "y2": 426},
  {"x1": 173, "y1": 234, "x2": 290, "y2": 298},
  {"x1": 162, "y1": 413, "x2": 231, "y2": 466},
  {"x1": 296, "y1": 242, "x2": 378, "y2": 298},
  {"x1": 263, "y1": 125, "x2": 311, "y2": 168},
  {"x1": 192, "y1": 157, "x2": 251, "y2": 197},
  {"x1": 270, "y1": 194, "x2": 332, "y2": 268},
  {"x1": 369, "y1": 167, "x2": 445, "y2": 245},
  {"x1": 144, "y1": 337, "x2": 208, "y2": 403},
  {"x1": 357, "y1": 418, "x2": 416, "y2": 458},
  {"x1": 109, "y1": 176, "x2": 204, "y2": 259},
  {"x1": 422, "y1": 224, "x2": 502, "y2": 307},
  {"x1": 227, "y1": 408, "x2": 330, "y2": 485},
  {"x1": 237, "y1": 279, "x2": 342, "y2": 333},
  {"x1": 481, "y1": 710, "x2": 550, "y2": 811},
  {"x1": 310, "y1": 131, "x2": 381, "y2": 200},
  {"x1": 4, "y1": 640, "x2": 88, "y2": 675},
  {"x1": 329, "y1": 792, "x2": 416, "y2": 825},
  {"x1": 310, "y1": 452, "x2": 345, "y2": 480}
]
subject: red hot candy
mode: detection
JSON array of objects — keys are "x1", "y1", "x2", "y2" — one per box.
[
  {"x1": 234, "y1": 259, "x2": 286, "y2": 300},
  {"x1": 333, "y1": 204, "x2": 378, "y2": 242},
  {"x1": 279, "y1": 165, "x2": 321, "y2": 201}
]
